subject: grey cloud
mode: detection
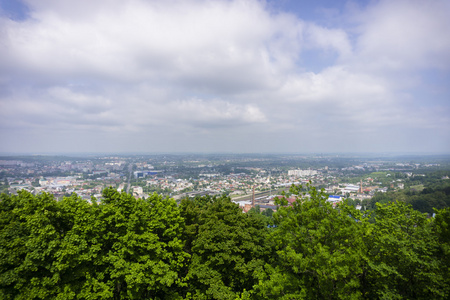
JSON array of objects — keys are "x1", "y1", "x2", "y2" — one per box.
[{"x1": 0, "y1": 0, "x2": 449, "y2": 153}]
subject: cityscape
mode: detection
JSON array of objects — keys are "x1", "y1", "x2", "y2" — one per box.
[
  {"x1": 1, "y1": 0, "x2": 449, "y2": 297},
  {"x1": 2, "y1": 153, "x2": 448, "y2": 214}
]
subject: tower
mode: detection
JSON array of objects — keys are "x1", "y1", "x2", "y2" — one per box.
[
  {"x1": 252, "y1": 186, "x2": 255, "y2": 207},
  {"x1": 359, "y1": 179, "x2": 363, "y2": 194}
]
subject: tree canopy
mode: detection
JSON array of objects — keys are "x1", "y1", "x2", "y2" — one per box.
[{"x1": 1, "y1": 186, "x2": 449, "y2": 299}]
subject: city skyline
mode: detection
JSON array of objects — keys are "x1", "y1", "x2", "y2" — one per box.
[{"x1": 1, "y1": 0, "x2": 449, "y2": 154}]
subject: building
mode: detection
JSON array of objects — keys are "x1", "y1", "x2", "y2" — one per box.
[
  {"x1": 133, "y1": 186, "x2": 143, "y2": 197},
  {"x1": 133, "y1": 170, "x2": 162, "y2": 178},
  {"x1": 288, "y1": 169, "x2": 318, "y2": 177},
  {"x1": 342, "y1": 184, "x2": 360, "y2": 194},
  {"x1": 327, "y1": 195, "x2": 343, "y2": 207}
]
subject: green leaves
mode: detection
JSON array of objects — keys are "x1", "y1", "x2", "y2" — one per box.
[
  {"x1": 256, "y1": 184, "x2": 450, "y2": 299},
  {"x1": 0, "y1": 191, "x2": 68, "y2": 299},
  {"x1": 258, "y1": 184, "x2": 366, "y2": 299},
  {"x1": 363, "y1": 201, "x2": 447, "y2": 299},
  {"x1": 1, "y1": 187, "x2": 449, "y2": 299},
  {"x1": 92, "y1": 188, "x2": 188, "y2": 299},
  {"x1": 180, "y1": 195, "x2": 272, "y2": 299},
  {"x1": 0, "y1": 189, "x2": 187, "y2": 299}
]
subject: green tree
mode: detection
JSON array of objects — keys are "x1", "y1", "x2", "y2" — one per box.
[
  {"x1": 255, "y1": 184, "x2": 367, "y2": 299},
  {"x1": 261, "y1": 208, "x2": 274, "y2": 218},
  {"x1": 0, "y1": 191, "x2": 73, "y2": 299},
  {"x1": 363, "y1": 201, "x2": 447, "y2": 299},
  {"x1": 0, "y1": 189, "x2": 188, "y2": 299},
  {"x1": 431, "y1": 207, "x2": 450, "y2": 297},
  {"x1": 180, "y1": 195, "x2": 272, "y2": 299},
  {"x1": 80, "y1": 188, "x2": 188, "y2": 299}
]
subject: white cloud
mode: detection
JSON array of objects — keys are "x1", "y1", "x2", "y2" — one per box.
[
  {"x1": 280, "y1": 66, "x2": 387, "y2": 103},
  {"x1": 0, "y1": 0, "x2": 302, "y2": 89},
  {"x1": 0, "y1": 0, "x2": 449, "y2": 153},
  {"x1": 170, "y1": 98, "x2": 266, "y2": 128},
  {"x1": 354, "y1": 0, "x2": 450, "y2": 71},
  {"x1": 305, "y1": 24, "x2": 352, "y2": 58}
]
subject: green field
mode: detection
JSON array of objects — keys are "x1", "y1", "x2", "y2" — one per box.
[{"x1": 410, "y1": 184, "x2": 424, "y2": 192}]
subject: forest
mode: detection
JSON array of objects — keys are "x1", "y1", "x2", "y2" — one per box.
[
  {"x1": 358, "y1": 173, "x2": 450, "y2": 214},
  {"x1": 1, "y1": 184, "x2": 449, "y2": 299}
]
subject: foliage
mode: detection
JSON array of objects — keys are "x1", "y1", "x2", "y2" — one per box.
[
  {"x1": 179, "y1": 195, "x2": 272, "y2": 299},
  {"x1": 0, "y1": 189, "x2": 187, "y2": 299},
  {"x1": 433, "y1": 207, "x2": 450, "y2": 295},
  {"x1": 363, "y1": 201, "x2": 446, "y2": 299},
  {"x1": 253, "y1": 184, "x2": 449, "y2": 299},
  {"x1": 367, "y1": 180, "x2": 450, "y2": 214},
  {"x1": 1, "y1": 186, "x2": 450, "y2": 299},
  {"x1": 255, "y1": 184, "x2": 367, "y2": 299}
]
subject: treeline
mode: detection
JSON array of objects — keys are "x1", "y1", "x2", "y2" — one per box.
[
  {"x1": 1, "y1": 186, "x2": 449, "y2": 299},
  {"x1": 363, "y1": 180, "x2": 450, "y2": 214}
]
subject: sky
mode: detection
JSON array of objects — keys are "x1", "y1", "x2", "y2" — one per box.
[{"x1": 0, "y1": 0, "x2": 449, "y2": 154}]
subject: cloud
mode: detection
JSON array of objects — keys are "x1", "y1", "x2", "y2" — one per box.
[
  {"x1": 170, "y1": 98, "x2": 266, "y2": 128},
  {"x1": 280, "y1": 66, "x2": 387, "y2": 103},
  {"x1": 305, "y1": 24, "x2": 352, "y2": 59},
  {"x1": 0, "y1": 0, "x2": 301, "y2": 89},
  {"x1": 353, "y1": 0, "x2": 450, "y2": 71},
  {"x1": 47, "y1": 87, "x2": 112, "y2": 114},
  {"x1": 0, "y1": 0, "x2": 449, "y2": 153},
  {"x1": 0, "y1": 87, "x2": 119, "y2": 130}
]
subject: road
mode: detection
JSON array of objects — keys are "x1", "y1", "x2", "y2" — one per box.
[{"x1": 126, "y1": 163, "x2": 133, "y2": 194}]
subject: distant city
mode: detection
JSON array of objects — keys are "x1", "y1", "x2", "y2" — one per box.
[{"x1": 2, "y1": 153, "x2": 449, "y2": 214}]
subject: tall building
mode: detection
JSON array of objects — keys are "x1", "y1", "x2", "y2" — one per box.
[{"x1": 288, "y1": 169, "x2": 318, "y2": 177}]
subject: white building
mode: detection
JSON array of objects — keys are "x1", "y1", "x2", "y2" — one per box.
[
  {"x1": 133, "y1": 186, "x2": 143, "y2": 196},
  {"x1": 288, "y1": 169, "x2": 318, "y2": 177},
  {"x1": 342, "y1": 184, "x2": 360, "y2": 194}
]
